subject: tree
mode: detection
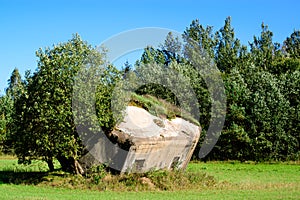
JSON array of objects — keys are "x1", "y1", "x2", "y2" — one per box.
[
  {"x1": 215, "y1": 17, "x2": 242, "y2": 73},
  {"x1": 12, "y1": 34, "x2": 107, "y2": 173},
  {"x1": 159, "y1": 32, "x2": 184, "y2": 65},
  {"x1": 183, "y1": 19, "x2": 217, "y2": 59},
  {"x1": 6, "y1": 68, "x2": 24, "y2": 100},
  {"x1": 139, "y1": 46, "x2": 167, "y2": 65},
  {"x1": 0, "y1": 68, "x2": 24, "y2": 154},
  {"x1": 244, "y1": 69, "x2": 292, "y2": 160},
  {"x1": 278, "y1": 70, "x2": 300, "y2": 159},
  {"x1": 271, "y1": 56, "x2": 300, "y2": 75},
  {"x1": 283, "y1": 30, "x2": 300, "y2": 58},
  {"x1": 136, "y1": 33, "x2": 185, "y2": 105},
  {"x1": 0, "y1": 95, "x2": 13, "y2": 153},
  {"x1": 160, "y1": 32, "x2": 182, "y2": 56},
  {"x1": 250, "y1": 23, "x2": 281, "y2": 71},
  {"x1": 181, "y1": 18, "x2": 299, "y2": 161},
  {"x1": 209, "y1": 68, "x2": 252, "y2": 160}
]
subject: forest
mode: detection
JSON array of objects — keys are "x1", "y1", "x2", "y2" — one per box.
[{"x1": 0, "y1": 17, "x2": 299, "y2": 174}]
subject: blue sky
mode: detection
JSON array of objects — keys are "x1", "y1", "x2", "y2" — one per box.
[{"x1": 0, "y1": 0, "x2": 299, "y2": 94}]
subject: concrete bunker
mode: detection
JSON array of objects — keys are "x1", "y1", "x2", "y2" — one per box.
[{"x1": 81, "y1": 106, "x2": 201, "y2": 173}]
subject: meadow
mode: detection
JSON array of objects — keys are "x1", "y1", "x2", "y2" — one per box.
[{"x1": 0, "y1": 155, "x2": 299, "y2": 199}]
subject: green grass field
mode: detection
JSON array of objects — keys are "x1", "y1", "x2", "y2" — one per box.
[{"x1": 0, "y1": 156, "x2": 299, "y2": 199}]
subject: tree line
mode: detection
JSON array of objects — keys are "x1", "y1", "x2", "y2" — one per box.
[{"x1": 0, "y1": 17, "x2": 299, "y2": 173}]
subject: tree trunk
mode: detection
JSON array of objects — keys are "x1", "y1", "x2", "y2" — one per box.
[
  {"x1": 57, "y1": 155, "x2": 84, "y2": 175},
  {"x1": 74, "y1": 160, "x2": 84, "y2": 175},
  {"x1": 47, "y1": 159, "x2": 55, "y2": 172},
  {"x1": 57, "y1": 155, "x2": 74, "y2": 173}
]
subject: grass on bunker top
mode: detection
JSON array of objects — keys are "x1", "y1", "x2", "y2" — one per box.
[{"x1": 129, "y1": 93, "x2": 200, "y2": 126}]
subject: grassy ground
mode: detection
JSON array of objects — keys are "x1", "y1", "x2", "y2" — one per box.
[
  {"x1": 1, "y1": 184, "x2": 298, "y2": 200},
  {"x1": 0, "y1": 156, "x2": 299, "y2": 199}
]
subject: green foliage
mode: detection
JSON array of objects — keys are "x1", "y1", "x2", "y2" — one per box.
[
  {"x1": 11, "y1": 34, "x2": 113, "y2": 173},
  {"x1": 2, "y1": 16, "x2": 300, "y2": 170},
  {"x1": 159, "y1": 32, "x2": 182, "y2": 56},
  {"x1": 182, "y1": 18, "x2": 300, "y2": 161},
  {"x1": 137, "y1": 43, "x2": 211, "y2": 130},
  {"x1": 6, "y1": 68, "x2": 24, "y2": 100},
  {"x1": 243, "y1": 70, "x2": 291, "y2": 160},
  {"x1": 0, "y1": 96, "x2": 10, "y2": 153},
  {"x1": 0, "y1": 68, "x2": 23, "y2": 154},
  {"x1": 183, "y1": 19, "x2": 217, "y2": 59},
  {"x1": 284, "y1": 30, "x2": 300, "y2": 58},
  {"x1": 134, "y1": 60, "x2": 202, "y2": 117},
  {"x1": 271, "y1": 57, "x2": 300, "y2": 74},
  {"x1": 208, "y1": 64, "x2": 298, "y2": 161},
  {"x1": 139, "y1": 46, "x2": 167, "y2": 65},
  {"x1": 215, "y1": 16, "x2": 242, "y2": 73},
  {"x1": 250, "y1": 23, "x2": 281, "y2": 71},
  {"x1": 278, "y1": 70, "x2": 300, "y2": 160},
  {"x1": 95, "y1": 65, "x2": 124, "y2": 131},
  {"x1": 210, "y1": 68, "x2": 252, "y2": 160}
]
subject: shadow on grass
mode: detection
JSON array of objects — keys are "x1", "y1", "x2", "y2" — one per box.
[{"x1": 0, "y1": 170, "x2": 65, "y2": 185}]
